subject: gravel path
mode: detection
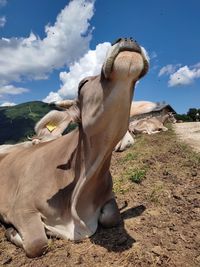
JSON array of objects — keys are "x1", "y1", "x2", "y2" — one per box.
[{"x1": 173, "y1": 122, "x2": 200, "y2": 153}]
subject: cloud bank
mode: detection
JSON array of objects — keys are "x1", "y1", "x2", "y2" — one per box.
[
  {"x1": 0, "y1": 0, "x2": 95, "y2": 97},
  {"x1": 0, "y1": 85, "x2": 29, "y2": 97},
  {"x1": 159, "y1": 63, "x2": 200, "y2": 87},
  {"x1": 43, "y1": 42, "x2": 111, "y2": 102},
  {"x1": 158, "y1": 64, "x2": 180, "y2": 77},
  {"x1": 0, "y1": 101, "x2": 16, "y2": 107}
]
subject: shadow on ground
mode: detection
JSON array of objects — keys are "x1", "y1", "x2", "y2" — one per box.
[{"x1": 90, "y1": 205, "x2": 146, "y2": 252}]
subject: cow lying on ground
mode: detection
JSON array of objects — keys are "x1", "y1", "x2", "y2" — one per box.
[
  {"x1": 129, "y1": 113, "x2": 176, "y2": 135},
  {"x1": 0, "y1": 38, "x2": 149, "y2": 257},
  {"x1": 114, "y1": 101, "x2": 156, "y2": 151}
]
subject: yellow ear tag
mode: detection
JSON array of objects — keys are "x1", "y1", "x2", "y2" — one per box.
[{"x1": 46, "y1": 122, "x2": 57, "y2": 132}]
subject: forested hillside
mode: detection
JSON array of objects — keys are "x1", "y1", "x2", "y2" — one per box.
[{"x1": 0, "y1": 101, "x2": 52, "y2": 144}]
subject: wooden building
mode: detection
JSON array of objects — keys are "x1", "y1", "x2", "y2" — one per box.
[{"x1": 131, "y1": 102, "x2": 176, "y2": 121}]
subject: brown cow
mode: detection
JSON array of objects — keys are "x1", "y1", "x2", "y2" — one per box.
[
  {"x1": 0, "y1": 38, "x2": 149, "y2": 257},
  {"x1": 129, "y1": 113, "x2": 176, "y2": 135},
  {"x1": 115, "y1": 101, "x2": 156, "y2": 151}
]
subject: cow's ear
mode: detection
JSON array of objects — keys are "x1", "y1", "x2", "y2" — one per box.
[{"x1": 34, "y1": 110, "x2": 72, "y2": 138}]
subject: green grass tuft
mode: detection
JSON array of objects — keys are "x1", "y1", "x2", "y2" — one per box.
[
  {"x1": 122, "y1": 152, "x2": 137, "y2": 162},
  {"x1": 127, "y1": 168, "x2": 146, "y2": 184}
]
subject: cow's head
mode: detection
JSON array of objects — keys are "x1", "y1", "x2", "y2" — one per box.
[
  {"x1": 40, "y1": 38, "x2": 149, "y2": 146},
  {"x1": 168, "y1": 112, "x2": 177, "y2": 124},
  {"x1": 78, "y1": 38, "x2": 149, "y2": 141},
  {"x1": 102, "y1": 37, "x2": 149, "y2": 80}
]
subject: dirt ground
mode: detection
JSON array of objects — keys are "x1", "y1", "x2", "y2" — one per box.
[
  {"x1": 174, "y1": 122, "x2": 200, "y2": 153},
  {"x1": 0, "y1": 126, "x2": 200, "y2": 267}
]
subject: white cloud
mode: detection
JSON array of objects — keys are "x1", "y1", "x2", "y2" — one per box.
[
  {"x1": 169, "y1": 65, "x2": 200, "y2": 87},
  {"x1": 0, "y1": 85, "x2": 29, "y2": 97},
  {"x1": 43, "y1": 92, "x2": 62, "y2": 103},
  {"x1": 44, "y1": 42, "x2": 111, "y2": 102},
  {"x1": 0, "y1": 101, "x2": 16, "y2": 107},
  {"x1": 192, "y1": 62, "x2": 200, "y2": 68},
  {"x1": 158, "y1": 64, "x2": 181, "y2": 77},
  {"x1": 159, "y1": 62, "x2": 200, "y2": 86},
  {"x1": 0, "y1": 0, "x2": 7, "y2": 7},
  {"x1": 0, "y1": 16, "x2": 6, "y2": 27},
  {"x1": 0, "y1": 0, "x2": 95, "y2": 86}
]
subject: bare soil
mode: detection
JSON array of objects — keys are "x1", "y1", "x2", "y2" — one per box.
[
  {"x1": 174, "y1": 122, "x2": 200, "y2": 153},
  {"x1": 0, "y1": 127, "x2": 200, "y2": 267}
]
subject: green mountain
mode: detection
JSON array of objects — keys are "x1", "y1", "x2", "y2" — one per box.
[{"x1": 0, "y1": 101, "x2": 53, "y2": 144}]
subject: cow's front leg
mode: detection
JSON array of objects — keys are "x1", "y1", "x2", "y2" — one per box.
[
  {"x1": 161, "y1": 126, "x2": 168, "y2": 132},
  {"x1": 99, "y1": 198, "x2": 121, "y2": 228},
  {"x1": 10, "y1": 213, "x2": 48, "y2": 258}
]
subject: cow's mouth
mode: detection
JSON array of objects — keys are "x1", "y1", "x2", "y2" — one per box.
[{"x1": 102, "y1": 37, "x2": 149, "y2": 79}]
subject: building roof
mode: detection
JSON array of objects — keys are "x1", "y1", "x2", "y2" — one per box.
[{"x1": 153, "y1": 103, "x2": 176, "y2": 114}]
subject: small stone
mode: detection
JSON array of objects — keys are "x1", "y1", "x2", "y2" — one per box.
[
  {"x1": 173, "y1": 193, "x2": 182, "y2": 200},
  {"x1": 2, "y1": 255, "x2": 12, "y2": 265},
  {"x1": 151, "y1": 245, "x2": 163, "y2": 256},
  {"x1": 191, "y1": 170, "x2": 197, "y2": 177},
  {"x1": 75, "y1": 255, "x2": 83, "y2": 265},
  {"x1": 163, "y1": 170, "x2": 169, "y2": 176},
  {"x1": 196, "y1": 255, "x2": 200, "y2": 262}
]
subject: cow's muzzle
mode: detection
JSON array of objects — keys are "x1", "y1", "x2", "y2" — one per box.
[{"x1": 102, "y1": 37, "x2": 149, "y2": 79}]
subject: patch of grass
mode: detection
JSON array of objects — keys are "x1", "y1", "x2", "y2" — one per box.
[
  {"x1": 28, "y1": 112, "x2": 40, "y2": 118},
  {"x1": 127, "y1": 168, "x2": 146, "y2": 184},
  {"x1": 113, "y1": 178, "x2": 130, "y2": 194},
  {"x1": 177, "y1": 140, "x2": 200, "y2": 164},
  {"x1": 122, "y1": 152, "x2": 137, "y2": 163},
  {"x1": 148, "y1": 183, "x2": 164, "y2": 203},
  {"x1": 178, "y1": 142, "x2": 190, "y2": 151}
]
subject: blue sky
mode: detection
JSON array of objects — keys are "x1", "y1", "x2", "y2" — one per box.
[{"x1": 0, "y1": 0, "x2": 200, "y2": 114}]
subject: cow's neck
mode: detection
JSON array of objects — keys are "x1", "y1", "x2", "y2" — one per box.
[
  {"x1": 71, "y1": 78, "x2": 134, "y2": 227},
  {"x1": 161, "y1": 114, "x2": 169, "y2": 123},
  {"x1": 156, "y1": 114, "x2": 168, "y2": 124}
]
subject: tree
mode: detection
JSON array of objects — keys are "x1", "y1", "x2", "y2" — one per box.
[
  {"x1": 187, "y1": 108, "x2": 198, "y2": 121},
  {"x1": 175, "y1": 114, "x2": 192, "y2": 122}
]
